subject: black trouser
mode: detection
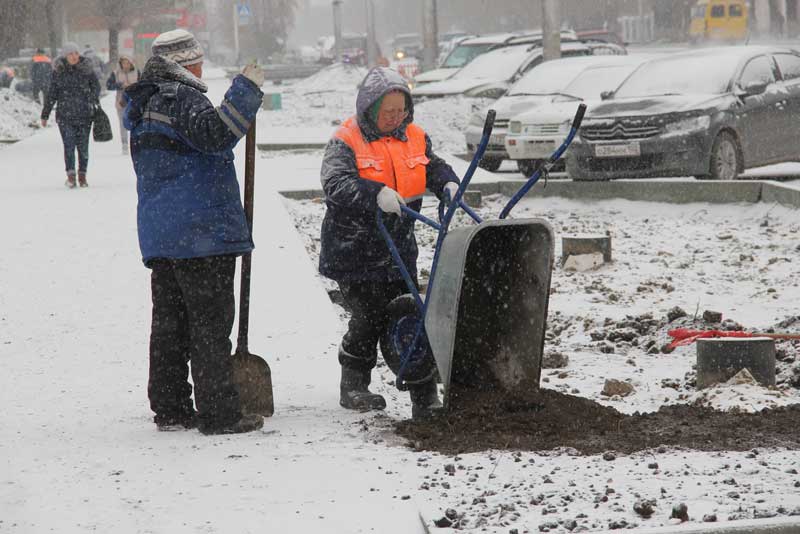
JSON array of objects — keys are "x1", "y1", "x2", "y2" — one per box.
[
  {"x1": 57, "y1": 120, "x2": 91, "y2": 175},
  {"x1": 32, "y1": 84, "x2": 48, "y2": 106},
  {"x1": 148, "y1": 255, "x2": 241, "y2": 428},
  {"x1": 337, "y1": 279, "x2": 409, "y2": 372}
]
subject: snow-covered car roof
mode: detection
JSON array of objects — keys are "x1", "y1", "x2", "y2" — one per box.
[
  {"x1": 507, "y1": 54, "x2": 647, "y2": 97},
  {"x1": 613, "y1": 45, "x2": 794, "y2": 99},
  {"x1": 413, "y1": 42, "x2": 592, "y2": 98}
]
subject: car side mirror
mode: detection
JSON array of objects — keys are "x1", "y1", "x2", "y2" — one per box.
[
  {"x1": 600, "y1": 90, "x2": 614, "y2": 100},
  {"x1": 740, "y1": 80, "x2": 768, "y2": 97}
]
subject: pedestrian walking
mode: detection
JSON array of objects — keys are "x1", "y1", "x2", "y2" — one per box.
[
  {"x1": 319, "y1": 66, "x2": 460, "y2": 419},
  {"x1": 40, "y1": 42, "x2": 100, "y2": 188},
  {"x1": 106, "y1": 54, "x2": 138, "y2": 155},
  {"x1": 124, "y1": 29, "x2": 267, "y2": 435},
  {"x1": 30, "y1": 48, "x2": 52, "y2": 105}
]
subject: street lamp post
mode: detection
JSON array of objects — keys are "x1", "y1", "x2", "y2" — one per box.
[{"x1": 332, "y1": 0, "x2": 343, "y2": 63}]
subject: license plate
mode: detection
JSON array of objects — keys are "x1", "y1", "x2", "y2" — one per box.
[{"x1": 595, "y1": 142, "x2": 640, "y2": 158}]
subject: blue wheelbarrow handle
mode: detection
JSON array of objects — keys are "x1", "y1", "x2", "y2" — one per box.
[
  {"x1": 375, "y1": 110, "x2": 497, "y2": 387},
  {"x1": 376, "y1": 109, "x2": 497, "y2": 312},
  {"x1": 499, "y1": 103, "x2": 586, "y2": 219}
]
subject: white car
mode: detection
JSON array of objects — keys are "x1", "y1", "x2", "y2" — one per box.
[
  {"x1": 413, "y1": 33, "x2": 518, "y2": 87},
  {"x1": 504, "y1": 56, "x2": 650, "y2": 175},
  {"x1": 462, "y1": 53, "x2": 610, "y2": 172},
  {"x1": 414, "y1": 41, "x2": 591, "y2": 102},
  {"x1": 413, "y1": 30, "x2": 582, "y2": 88}
]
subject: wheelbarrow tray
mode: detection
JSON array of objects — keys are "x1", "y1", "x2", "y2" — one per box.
[{"x1": 424, "y1": 218, "x2": 555, "y2": 411}]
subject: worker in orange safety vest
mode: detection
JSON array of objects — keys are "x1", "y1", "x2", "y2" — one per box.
[{"x1": 318, "y1": 67, "x2": 460, "y2": 420}]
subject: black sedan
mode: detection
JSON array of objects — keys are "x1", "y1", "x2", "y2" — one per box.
[{"x1": 566, "y1": 46, "x2": 800, "y2": 181}]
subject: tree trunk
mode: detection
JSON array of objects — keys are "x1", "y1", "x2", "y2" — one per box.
[
  {"x1": 108, "y1": 22, "x2": 120, "y2": 67},
  {"x1": 45, "y1": 0, "x2": 59, "y2": 57}
]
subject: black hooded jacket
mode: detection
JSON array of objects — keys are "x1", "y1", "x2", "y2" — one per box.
[
  {"x1": 41, "y1": 56, "x2": 100, "y2": 124},
  {"x1": 319, "y1": 67, "x2": 459, "y2": 282}
]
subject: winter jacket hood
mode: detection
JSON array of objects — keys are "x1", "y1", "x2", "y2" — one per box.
[
  {"x1": 139, "y1": 54, "x2": 207, "y2": 92},
  {"x1": 355, "y1": 67, "x2": 413, "y2": 141}
]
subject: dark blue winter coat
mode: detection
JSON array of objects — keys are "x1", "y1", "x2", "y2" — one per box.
[
  {"x1": 41, "y1": 56, "x2": 100, "y2": 124},
  {"x1": 124, "y1": 55, "x2": 263, "y2": 266},
  {"x1": 319, "y1": 67, "x2": 459, "y2": 282}
]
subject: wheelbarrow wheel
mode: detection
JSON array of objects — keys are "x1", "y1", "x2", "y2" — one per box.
[{"x1": 380, "y1": 294, "x2": 438, "y2": 386}]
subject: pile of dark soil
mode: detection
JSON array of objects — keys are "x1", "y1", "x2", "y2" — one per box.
[{"x1": 396, "y1": 387, "x2": 800, "y2": 455}]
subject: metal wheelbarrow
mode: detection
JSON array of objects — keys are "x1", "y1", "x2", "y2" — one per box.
[{"x1": 377, "y1": 104, "x2": 587, "y2": 412}]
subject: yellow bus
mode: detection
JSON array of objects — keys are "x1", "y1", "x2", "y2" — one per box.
[{"x1": 689, "y1": 0, "x2": 749, "y2": 42}]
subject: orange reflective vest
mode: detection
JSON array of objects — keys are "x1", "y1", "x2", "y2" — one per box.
[
  {"x1": 334, "y1": 117, "x2": 429, "y2": 201},
  {"x1": 32, "y1": 54, "x2": 51, "y2": 63}
]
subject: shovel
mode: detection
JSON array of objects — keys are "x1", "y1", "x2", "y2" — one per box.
[{"x1": 231, "y1": 119, "x2": 274, "y2": 417}]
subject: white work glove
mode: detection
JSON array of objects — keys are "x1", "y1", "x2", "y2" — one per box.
[
  {"x1": 376, "y1": 186, "x2": 406, "y2": 215},
  {"x1": 443, "y1": 182, "x2": 459, "y2": 202},
  {"x1": 242, "y1": 63, "x2": 265, "y2": 87}
]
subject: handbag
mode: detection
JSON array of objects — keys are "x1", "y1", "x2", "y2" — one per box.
[{"x1": 92, "y1": 104, "x2": 113, "y2": 142}]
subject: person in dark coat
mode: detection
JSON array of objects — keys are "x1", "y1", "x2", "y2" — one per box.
[
  {"x1": 41, "y1": 42, "x2": 100, "y2": 188},
  {"x1": 30, "y1": 48, "x2": 52, "y2": 105},
  {"x1": 124, "y1": 29, "x2": 266, "y2": 435},
  {"x1": 319, "y1": 66, "x2": 460, "y2": 419}
]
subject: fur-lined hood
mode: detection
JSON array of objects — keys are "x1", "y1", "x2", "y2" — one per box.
[
  {"x1": 53, "y1": 55, "x2": 95, "y2": 76},
  {"x1": 139, "y1": 54, "x2": 207, "y2": 93}
]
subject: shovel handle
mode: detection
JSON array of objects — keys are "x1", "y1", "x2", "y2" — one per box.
[{"x1": 236, "y1": 121, "x2": 257, "y2": 352}]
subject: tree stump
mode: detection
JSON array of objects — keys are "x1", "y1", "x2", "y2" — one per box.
[
  {"x1": 462, "y1": 190, "x2": 482, "y2": 208},
  {"x1": 561, "y1": 235, "x2": 612, "y2": 270},
  {"x1": 696, "y1": 338, "x2": 776, "y2": 389}
]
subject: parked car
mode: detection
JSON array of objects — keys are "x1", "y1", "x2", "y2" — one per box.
[
  {"x1": 505, "y1": 55, "x2": 651, "y2": 175},
  {"x1": 576, "y1": 29, "x2": 625, "y2": 46},
  {"x1": 414, "y1": 33, "x2": 519, "y2": 87},
  {"x1": 318, "y1": 33, "x2": 380, "y2": 66},
  {"x1": 566, "y1": 46, "x2": 800, "y2": 181},
  {"x1": 391, "y1": 33, "x2": 423, "y2": 60},
  {"x1": 413, "y1": 41, "x2": 591, "y2": 101},
  {"x1": 458, "y1": 50, "x2": 619, "y2": 172},
  {"x1": 414, "y1": 30, "x2": 579, "y2": 87}
]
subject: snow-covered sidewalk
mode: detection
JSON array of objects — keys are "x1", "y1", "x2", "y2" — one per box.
[{"x1": 2, "y1": 66, "x2": 800, "y2": 534}]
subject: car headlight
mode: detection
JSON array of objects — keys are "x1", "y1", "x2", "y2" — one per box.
[
  {"x1": 395, "y1": 51, "x2": 405, "y2": 59},
  {"x1": 468, "y1": 113, "x2": 484, "y2": 128},
  {"x1": 509, "y1": 121, "x2": 521, "y2": 134},
  {"x1": 664, "y1": 115, "x2": 710, "y2": 133},
  {"x1": 465, "y1": 85, "x2": 506, "y2": 99}
]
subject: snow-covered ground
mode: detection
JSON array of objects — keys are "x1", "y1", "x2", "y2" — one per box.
[
  {"x1": 0, "y1": 87, "x2": 42, "y2": 145},
  {"x1": 2, "y1": 62, "x2": 800, "y2": 534}
]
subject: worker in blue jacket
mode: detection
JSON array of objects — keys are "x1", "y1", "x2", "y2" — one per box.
[{"x1": 124, "y1": 29, "x2": 266, "y2": 435}]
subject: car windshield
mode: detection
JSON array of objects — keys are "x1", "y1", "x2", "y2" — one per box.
[
  {"x1": 442, "y1": 43, "x2": 494, "y2": 68},
  {"x1": 451, "y1": 45, "x2": 533, "y2": 81},
  {"x1": 507, "y1": 60, "x2": 589, "y2": 96},
  {"x1": 614, "y1": 54, "x2": 740, "y2": 97},
  {"x1": 561, "y1": 64, "x2": 640, "y2": 99}
]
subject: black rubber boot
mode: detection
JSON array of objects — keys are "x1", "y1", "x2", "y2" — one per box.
[
  {"x1": 198, "y1": 413, "x2": 264, "y2": 435},
  {"x1": 409, "y1": 380, "x2": 444, "y2": 420},
  {"x1": 339, "y1": 366, "x2": 386, "y2": 411}
]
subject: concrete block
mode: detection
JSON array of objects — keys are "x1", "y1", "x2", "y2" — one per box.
[
  {"x1": 696, "y1": 337, "x2": 776, "y2": 389},
  {"x1": 562, "y1": 235, "x2": 612, "y2": 264}
]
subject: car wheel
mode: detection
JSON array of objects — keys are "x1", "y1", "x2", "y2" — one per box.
[
  {"x1": 708, "y1": 131, "x2": 741, "y2": 181},
  {"x1": 478, "y1": 157, "x2": 502, "y2": 172},
  {"x1": 517, "y1": 159, "x2": 543, "y2": 177}
]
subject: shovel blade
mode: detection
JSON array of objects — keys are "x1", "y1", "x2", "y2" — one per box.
[{"x1": 232, "y1": 350, "x2": 274, "y2": 417}]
